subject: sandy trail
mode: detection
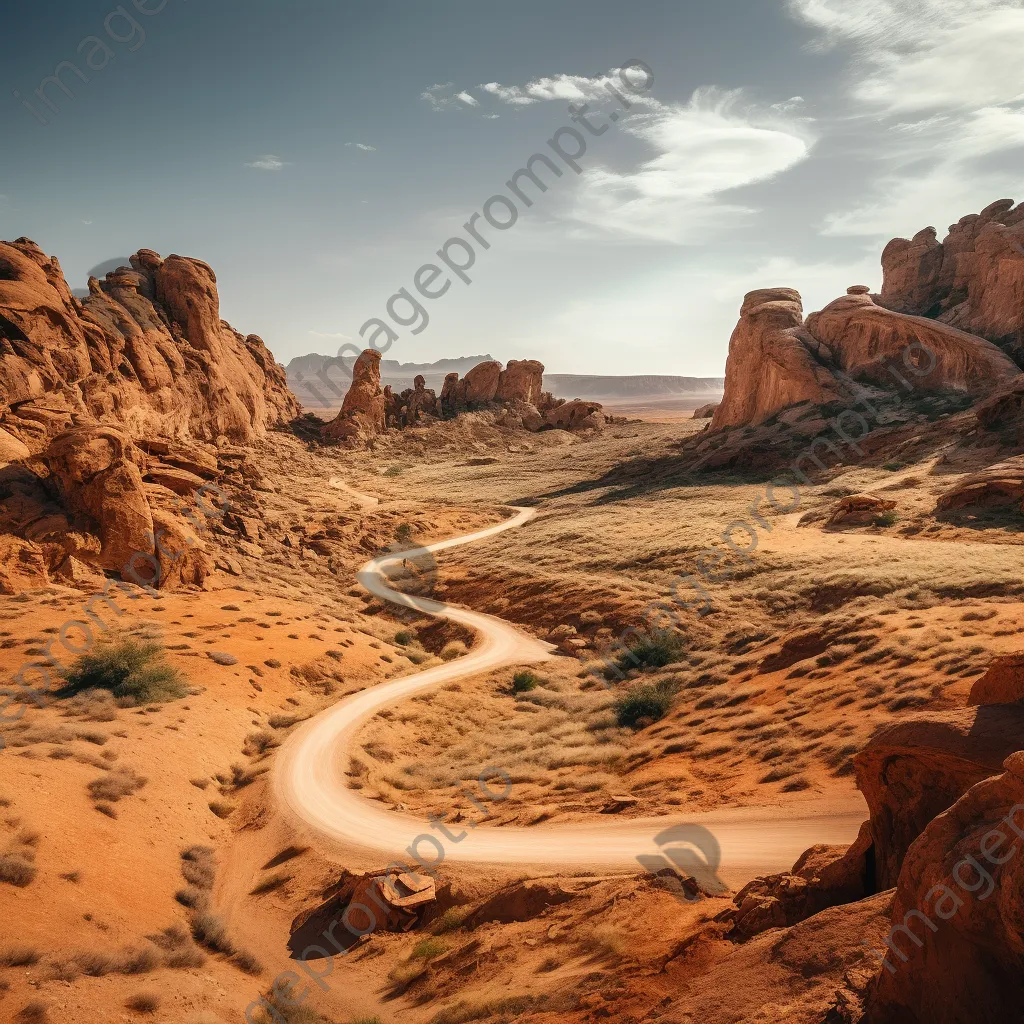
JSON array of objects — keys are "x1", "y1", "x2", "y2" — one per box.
[
  {"x1": 328, "y1": 476, "x2": 380, "y2": 507},
  {"x1": 274, "y1": 504, "x2": 866, "y2": 887}
]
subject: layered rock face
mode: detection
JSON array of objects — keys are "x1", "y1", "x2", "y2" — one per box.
[
  {"x1": 866, "y1": 752, "x2": 1024, "y2": 1023},
  {"x1": 329, "y1": 352, "x2": 603, "y2": 439},
  {"x1": 880, "y1": 198, "x2": 1024, "y2": 367},
  {"x1": 806, "y1": 289, "x2": 1019, "y2": 393},
  {"x1": 0, "y1": 239, "x2": 298, "y2": 456},
  {"x1": 711, "y1": 288, "x2": 847, "y2": 430}
]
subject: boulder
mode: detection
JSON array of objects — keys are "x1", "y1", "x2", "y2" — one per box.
[
  {"x1": 693, "y1": 402, "x2": 719, "y2": 419},
  {"x1": 0, "y1": 239, "x2": 299, "y2": 455},
  {"x1": 880, "y1": 227, "x2": 946, "y2": 315},
  {"x1": 439, "y1": 372, "x2": 460, "y2": 418},
  {"x1": 543, "y1": 398, "x2": 605, "y2": 431},
  {"x1": 458, "y1": 360, "x2": 502, "y2": 405},
  {"x1": 711, "y1": 289, "x2": 847, "y2": 430},
  {"x1": 0, "y1": 535, "x2": 49, "y2": 594},
  {"x1": 936, "y1": 456, "x2": 1024, "y2": 512},
  {"x1": 495, "y1": 359, "x2": 545, "y2": 405},
  {"x1": 968, "y1": 653, "x2": 1024, "y2": 706},
  {"x1": 865, "y1": 751, "x2": 1024, "y2": 1023},
  {"x1": 975, "y1": 376, "x2": 1024, "y2": 437},
  {"x1": 324, "y1": 350, "x2": 386, "y2": 441},
  {"x1": 805, "y1": 289, "x2": 1019, "y2": 394},
  {"x1": 826, "y1": 494, "x2": 897, "y2": 526},
  {"x1": 854, "y1": 706, "x2": 1024, "y2": 889}
]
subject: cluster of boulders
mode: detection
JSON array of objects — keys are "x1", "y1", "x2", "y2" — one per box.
[
  {"x1": 712, "y1": 199, "x2": 1024, "y2": 434},
  {"x1": 324, "y1": 351, "x2": 606, "y2": 442},
  {"x1": 0, "y1": 240, "x2": 298, "y2": 592}
]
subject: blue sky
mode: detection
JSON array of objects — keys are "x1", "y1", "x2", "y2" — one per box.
[{"x1": 3, "y1": 0, "x2": 1024, "y2": 375}]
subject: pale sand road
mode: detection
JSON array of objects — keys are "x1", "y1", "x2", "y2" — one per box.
[{"x1": 274, "y1": 505, "x2": 867, "y2": 888}]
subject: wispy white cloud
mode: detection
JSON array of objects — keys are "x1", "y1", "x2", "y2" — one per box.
[
  {"x1": 245, "y1": 154, "x2": 290, "y2": 171},
  {"x1": 565, "y1": 88, "x2": 813, "y2": 244},
  {"x1": 345, "y1": 142, "x2": 377, "y2": 151},
  {"x1": 455, "y1": 91, "x2": 479, "y2": 107},
  {"x1": 481, "y1": 69, "x2": 662, "y2": 110},
  {"x1": 787, "y1": 0, "x2": 1024, "y2": 239}
]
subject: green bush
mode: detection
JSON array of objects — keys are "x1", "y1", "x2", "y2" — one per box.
[
  {"x1": 873, "y1": 510, "x2": 899, "y2": 527},
  {"x1": 511, "y1": 671, "x2": 539, "y2": 693},
  {"x1": 384, "y1": 465, "x2": 404, "y2": 477},
  {"x1": 59, "y1": 640, "x2": 186, "y2": 705},
  {"x1": 614, "y1": 680, "x2": 677, "y2": 729},
  {"x1": 613, "y1": 629, "x2": 686, "y2": 674},
  {"x1": 394, "y1": 630, "x2": 413, "y2": 646}
]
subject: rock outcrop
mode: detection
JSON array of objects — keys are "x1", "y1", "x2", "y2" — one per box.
[
  {"x1": 693, "y1": 402, "x2": 719, "y2": 419},
  {"x1": 806, "y1": 289, "x2": 1019, "y2": 393},
  {"x1": 0, "y1": 239, "x2": 298, "y2": 455},
  {"x1": 711, "y1": 288, "x2": 848, "y2": 430},
  {"x1": 826, "y1": 494, "x2": 897, "y2": 527},
  {"x1": 496, "y1": 359, "x2": 545, "y2": 405},
  {"x1": 936, "y1": 456, "x2": 1024, "y2": 513},
  {"x1": 968, "y1": 653, "x2": 1024, "y2": 707},
  {"x1": 331, "y1": 352, "x2": 602, "y2": 438},
  {"x1": 865, "y1": 751, "x2": 1024, "y2": 1023},
  {"x1": 323, "y1": 350, "x2": 386, "y2": 441},
  {"x1": 854, "y1": 707, "x2": 1024, "y2": 889},
  {"x1": 458, "y1": 360, "x2": 502, "y2": 406},
  {"x1": 880, "y1": 198, "x2": 1024, "y2": 367}
]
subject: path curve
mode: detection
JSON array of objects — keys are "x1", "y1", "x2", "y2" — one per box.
[{"x1": 274, "y1": 505, "x2": 866, "y2": 887}]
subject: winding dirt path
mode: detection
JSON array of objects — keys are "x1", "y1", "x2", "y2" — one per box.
[{"x1": 274, "y1": 505, "x2": 866, "y2": 887}]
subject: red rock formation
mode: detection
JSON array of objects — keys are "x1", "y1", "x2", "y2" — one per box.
[
  {"x1": 866, "y1": 751, "x2": 1024, "y2": 1023},
  {"x1": 693, "y1": 402, "x2": 719, "y2": 419},
  {"x1": 323, "y1": 350, "x2": 385, "y2": 441},
  {"x1": 439, "y1": 372, "x2": 459, "y2": 418},
  {"x1": 458, "y1": 360, "x2": 502, "y2": 405},
  {"x1": 969, "y1": 653, "x2": 1024, "y2": 706},
  {"x1": 711, "y1": 288, "x2": 847, "y2": 430},
  {"x1": 936, "y1": 456, "x2": 1024, "y2": 512},
  {"x1": 543, "y1": 398, "x2": 605, "y2": 431},
  {"x1": 854, "y1": 707, "x2": 1024, "y2": 889},
  {"x1": 880, "y1": 199, "x2": 1024, "y2": 366},
  {"x1": 0, "y1": 239, "x2": 298, "y2": 454},
  {"x1": 805, "y1": 289, "x2": 1019, "y2": 393},
  {"x1": 496, "y1": 359, "x2": 544, "y2": 405},
  {"x1": 403, "y1": 375, "x2": 438, "y2": 424}
]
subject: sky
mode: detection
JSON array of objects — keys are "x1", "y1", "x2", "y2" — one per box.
[{"x1": 3, "y1": 0, "x2": 1023, "y2": 376}]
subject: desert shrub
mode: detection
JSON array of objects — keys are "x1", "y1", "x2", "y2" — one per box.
[
  {"x1": 165, "y1": 945, "x2": 207, "y2": 969},
  {"x1": 440, "y1": 641, "x2": 467, "y2": 662},
  {"x1": 250, "y1": 980, "x2": 336, "y2": 1023},
  {"x1": 0, "y1": 854, "x2": 36, "y2": 887},
  {"x1": 88, "y1": 767, "x2": 147, "y2": 803},
  {"x1": 191, "y1": 913, "x2": 235, "y2": 955},
  {"x1": 410, "y1": 938, "x2": 448, "y2": 960},
  {"x1": 511, "y1": 671, "x2": 539, "y2": 693},
  {"x1": 58, "y1": 640, "x2": 186, "y2": 705},
  {"x1": 76, "y1": 951, "x2": 118, "y2": 977},
  {"x1": 146, "y1": 924, "x2": 190, "y2": 950},
  {"x1": 384, "y1": 465, "x2": 405, "y2": 477},
  {"x1": 394, "y1": 630, "x2": 413, "y2": 645},
  {"x1": 614, "y1": 680, "x2": 676, "y2": 729},
  {"x1": 95, "y1": 803, "x2": 118, "y2": 818},
  {"x1": 430, "y1": 907, "x2": 469, "y2": 934},
  {"x1": 613, "y1": 629, "x2": 686, "y2": 674},
  {"x1": 15, "y1": 1002, "x2": 49, "y2": 1024},
  {"x1": 243, "y1": 730, "x2": 279, "y2": 756},
  {"x1": 125, "y1": 993, "x2": 160, "y2": 1013},
  {"x1": 431, "y1": 996, "x2": 536, "y2": 1024},
  {"x1": 232, "y1": 949, "x2": 264, "y2": 975},
  {"x1": 119, "y1": 947, "x2": 159, "y2": 974},
  {"x1": 873, "y1": 511, "x2": 899, "y2": 527},
  {"x1": 0, "y1": 947, "x2": 39, "y2": 966}
]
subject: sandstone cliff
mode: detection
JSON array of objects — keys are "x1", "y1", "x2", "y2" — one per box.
[{"x1": 0, "y1": 240, "x2": 298, "y2": 456}]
